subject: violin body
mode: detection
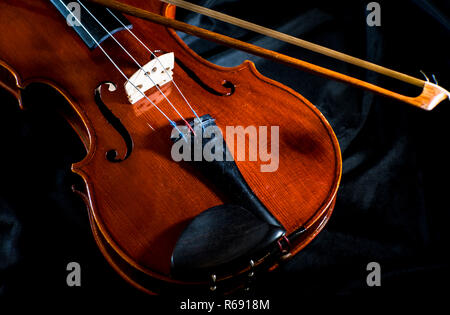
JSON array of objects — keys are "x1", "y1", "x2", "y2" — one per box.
[{"x1": 0, "y1": 0, "x2": 341, "y2": 294}]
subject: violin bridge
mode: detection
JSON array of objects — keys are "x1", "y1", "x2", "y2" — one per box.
[{"x1": 125, "y1": 52, "x2": 174, "y2": 104}]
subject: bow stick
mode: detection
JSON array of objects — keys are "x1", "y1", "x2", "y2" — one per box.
[{"x1": 88, "y1": 0, "x2": 450, "y2": 110}]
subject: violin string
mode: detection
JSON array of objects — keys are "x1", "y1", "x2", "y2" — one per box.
[
  {"x1": 58, "y1": 0, "x2": 185, "y2": 138},
  {"x1": 76, "y1": 0, "x2": 195, "y2": 135},
  {"x1": 105, "y1": 7, "x2": 203, "y2": 127}
]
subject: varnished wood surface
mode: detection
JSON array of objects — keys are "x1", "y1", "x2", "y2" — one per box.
[{"x1": 0, "y1": 0, "x2": 341, "y2": 292}]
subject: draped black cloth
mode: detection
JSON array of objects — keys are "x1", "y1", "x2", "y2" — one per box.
[{"x1": 1, "y1": 0, "x2": 449, "y2": 305}]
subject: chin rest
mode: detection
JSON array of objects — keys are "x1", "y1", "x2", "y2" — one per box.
[{"x1": 171, "y1": 204, "x2": 285, "y2": 280}]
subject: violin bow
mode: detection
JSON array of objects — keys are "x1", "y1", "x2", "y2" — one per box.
[{"x1": 88, "y1": 0, "x2": 450, "y2": 110}]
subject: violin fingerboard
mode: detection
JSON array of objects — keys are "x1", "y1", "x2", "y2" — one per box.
[{"x1": 50, "y1": 0, "x2": 132, "y2": 49}]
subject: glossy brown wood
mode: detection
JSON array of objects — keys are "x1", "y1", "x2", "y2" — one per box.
[{"x1": 0, "y1": 0, "x2": 341, "y2": 293}]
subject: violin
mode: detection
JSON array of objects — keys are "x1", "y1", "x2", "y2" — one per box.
[{"x1": 0, "y1": 0, "x2": 446, "y2": 296}]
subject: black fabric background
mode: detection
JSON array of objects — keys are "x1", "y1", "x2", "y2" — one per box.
[{"x1": 0, "y1": 0, "x2": 449, "y2": 308}]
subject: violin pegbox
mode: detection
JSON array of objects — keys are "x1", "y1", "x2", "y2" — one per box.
[{"x1": 125, "y1": 52, "x2": 174, "y2": 104}]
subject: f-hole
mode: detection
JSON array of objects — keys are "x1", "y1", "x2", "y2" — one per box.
[
  {"x1": 150, "y1": 50, "x2": 235, "y2": 96},
  {"x1": 94, "y1": 82, "x2": 133, "y2": 162},
  {"x1": 175, "y1": 57, "x2": 235, "y2": 96}
]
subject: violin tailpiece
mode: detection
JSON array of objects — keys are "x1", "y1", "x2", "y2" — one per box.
[{"x1": 170, "y1": 114, "x2": 286, "y2": 279}]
